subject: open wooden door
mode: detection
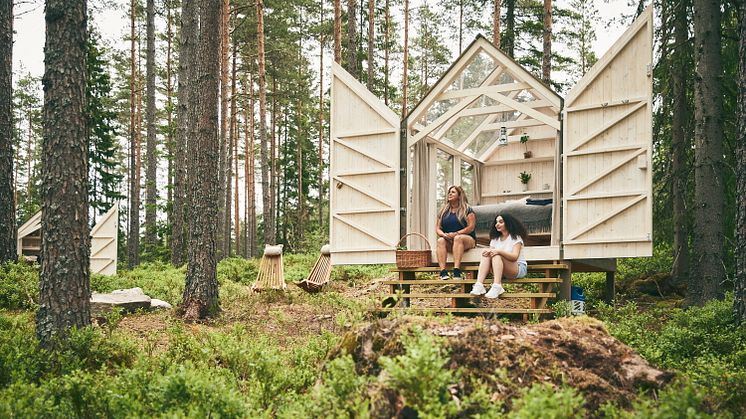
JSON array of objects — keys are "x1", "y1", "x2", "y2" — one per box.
[
  {"x1": 329, "y1": 62, "x2": 400, "y2": 264},
  {"x1": 562, "y1": 6, "x2": 653, "y2": 259},
  {"x1": 90, "y1": 206, "x2": 118, "y2": 275}
]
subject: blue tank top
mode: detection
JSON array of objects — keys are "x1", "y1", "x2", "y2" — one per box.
[{"x1": 440, "y1": 207, "x2": 476, "y2": 239}]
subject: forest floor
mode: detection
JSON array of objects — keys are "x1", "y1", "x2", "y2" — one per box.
[{"x1": 114, "y1": 275, "x2": 669, "y2": 414}]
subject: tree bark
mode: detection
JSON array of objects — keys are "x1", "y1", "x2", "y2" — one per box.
[
  {"x1": 319, "y1": 1, "x2": 326, "y2": 232},
  {"x1": 181, "y1": 0, "x2": 221, "y2": 320},
  {"x1": 165, "y1": 2, "x2": 174, "y2": 233},
  {"x1": 334, "y1": 0, "x2": 341, "y2": 63},
  {"x1": 346, "y1": 0, "x2": 358, "y2": 77},
  {"x1": 493, "y1": 0, "x2": 501, "y2": 48},
  {"x1": 144, "y1": 0, "x2": 158, "y2": 248},
  {"x1": 231, "y1": 43, "x2": 239, "y2": 257},
  {"x1": 172, "y1": 0, "x2": 197, "y2": 267},
  {"x1": 257, "y1": 0, "x2": 273, "y2": 245},
  {"x1": 671, "y1": 0, "x2": 690, "y2": 287},
  {"x1": 367, "y1": 0, "x2": 374, "y2": 89},
  {"x1": 245, "y1": 73, "x2": 256, "y2": 257},
  {"x1": 217, "y1": 0, "x2": 230, "y2": 260},
  {"x1": 542, "y1": 0, "x2": 552, "y2": 84},
  {"x1": 384, "y1": 0, "x2": 390, "y2": 104},
  {"x1": 37, "y1": 0, "x2": 91, "y2": 347},
  {"x1": 128, "y1": 0, "x2": 140, "y2": 268},
  {"x1": 691, "y1": 0, "x2": 725, "y2": 305},
  {"x1": 0, "y1": 0, "x2": 15, "y2": 263},
  {"x1": 735, "y1": 0, "x2": 746, "y2": 324},
  {"x1": 401, "y1": 0, "x2": 409, "y2": 117}
]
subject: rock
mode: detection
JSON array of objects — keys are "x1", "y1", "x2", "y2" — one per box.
[
  {"x1": 91, "y1": 291, "x2": 151, "y2": 317},
  {"x1": 150, "y1": 299, "x2": 173, "y2": 310},
  {"x1": 111, "y1": 287, "x2": 146, "y2": 296}
]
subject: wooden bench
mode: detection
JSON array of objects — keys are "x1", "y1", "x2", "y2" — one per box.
[{"x1": 379, "y1": 262, "x2": 569, "y2": 318}]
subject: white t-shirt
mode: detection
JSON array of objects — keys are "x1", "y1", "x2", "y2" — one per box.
[{"x1": 489, "y1": 235, "x2": 526, "y2": 266}]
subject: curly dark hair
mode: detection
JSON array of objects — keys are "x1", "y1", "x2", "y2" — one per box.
[{"x1": 489, "y1": 212, "x2": 528, "y2": 240}]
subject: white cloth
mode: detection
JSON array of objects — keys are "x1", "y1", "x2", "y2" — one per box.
[{"x1": 489, "y1": 235, "x2": 526, "y2": 266}]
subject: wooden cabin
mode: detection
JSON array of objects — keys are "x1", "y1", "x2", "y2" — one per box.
[
  {"x1": 328, "y1": 7, "x2": 653, "y2": 295},
  {"x1": 16, "y1": 206, "x2": 119, "y2": 275}
]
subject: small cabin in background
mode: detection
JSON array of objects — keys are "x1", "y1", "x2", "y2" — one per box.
[
  {"x1": 328, "y1": 7, "x2": 653, "y2": 297},
  {"x1": 16, "y1": 206, "x2": 119, "y2": 275}
]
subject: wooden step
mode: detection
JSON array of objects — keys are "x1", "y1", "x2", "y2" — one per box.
[
  {"x1": 381, "y1": 278, "x2": 562, "y2": 285},
  {"x1": 383, "y1": 292, "x2": 555, "y2": 299},
  {"x1": 392, "y1": 263, "x2": 569, "y2": 273},
  {"x1": 377, "y1": 307, "x2": 552, "y2": 314}
]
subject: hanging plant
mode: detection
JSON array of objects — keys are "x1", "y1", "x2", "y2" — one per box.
[{"x1": 520, "y1": 134, "x2": 532, "y2": 158}]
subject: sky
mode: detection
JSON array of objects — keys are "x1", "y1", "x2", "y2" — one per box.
[{"x1": 12, "y1": 0, "x2": 639, "y2": 83}]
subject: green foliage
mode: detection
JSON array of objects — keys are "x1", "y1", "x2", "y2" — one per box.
[
  {"x1": 379, "y1": 328, "x2": 460, "y2": 418},
  {"x1": 551, "y1": 300, "x2": 574, "y2": 318},
  {"x1": 598, "y1": 297, "x2": 746, "y2": 416},
  {"x1": 600, "y1": 381, "x2": 710, "y2": 419},
  {"x1": 616, "y1": 243, "x2": 674, "y2": 283},
  {"x1": 278, "y1": 355, "x2": 371, "y2": 418},
  {"x1": 92, "y1": 261, "x2": 185, "y2": 305},
  {"x1": 217, "y1": 257, "x2": 259, "y2": 285},
  {"x1": 0, "y1": 261, "x2": 38, "y2": 310},
  {"x1": 332, "y1": 264, "x2": 394, "y2": 285},
  {"x1": 508, "y1": 383, "x2": 585, "y2": 419}
]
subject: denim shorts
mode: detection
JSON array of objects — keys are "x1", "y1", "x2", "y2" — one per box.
[{"x1": 515, "y1": 262, "x2": 528, "y2": 279}]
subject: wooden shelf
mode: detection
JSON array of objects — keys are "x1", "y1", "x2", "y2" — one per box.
[
  {"x1": 482, "y1": 190, "x2": 553, "y2": 197},
  {"x1": 484, "y1": 156, "x2": 554, "y2": 166}
]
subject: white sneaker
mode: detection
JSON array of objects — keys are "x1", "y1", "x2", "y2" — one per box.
[
  {"x1": 470, "y1": 282, "x2": 487, "y2": 296},
  {"x1": 485, "y1": 284, "x2": 505, "y2": 299}
]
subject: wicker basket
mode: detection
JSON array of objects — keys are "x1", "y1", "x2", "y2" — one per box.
[{"x1": 395, "y1": 232, "x2": 432, "y2": 268}]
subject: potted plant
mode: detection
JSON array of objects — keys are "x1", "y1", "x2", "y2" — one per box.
[
  {"x1": 520, "y1": 134, "x2": 532, "y2": 158},
  {"x1": 519, "y1": 171, "x2": 531, "y2": 191}
]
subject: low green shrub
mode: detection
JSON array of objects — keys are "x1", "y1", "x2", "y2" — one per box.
[
  {"x1": 332, "y1": 264, "x2": 394, "y2": 285},
  {"x1": 379, "y1": 328, "x2": 460, "y2": 418},
  {"x1": 508, "y1": 382, "x2": 585, "y2": 419},
  {"x1": 92, "y1": 261, "x2": 185, "y2": 305},
  {"x1": 217, "y1": 257, "x2": 258, "y2": 285},
  {"x1": 0, "y1": 261, "x2": 39, "y2": 310}
]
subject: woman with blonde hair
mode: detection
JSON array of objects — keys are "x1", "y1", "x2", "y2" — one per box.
[{"x1": 435, "y1": 185, "x2": 476, "y2": 280}]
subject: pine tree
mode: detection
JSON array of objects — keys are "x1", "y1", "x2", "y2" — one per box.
[
  {"x1": 144, "y1": 0, "x2": 158, "y2": 248},
  {"x1": 37, "y1": 0, "x2": 91, "y2": 347},
  {"x1": 0, "y1": 0, "x2": 14, "y2": 262},
  {"x1": 181, "y1": 0, "x2": 221, "y2": 320},
  {"x1": 87, "y1": 30, "x2": 124, "y2": 217},
  {"x1": 128, "y1": 0, "x2": 141, "y2": 268},
  {"x1": 735, "y1": 0, "x2": 746, "y2": 324}
]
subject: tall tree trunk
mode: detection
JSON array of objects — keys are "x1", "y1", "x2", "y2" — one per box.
[
  {"x1": 504, "y1": 0, "x2": 515, "y2": 57},
  {"x1": 458, "y1": 0, "x2": 463, "y2": 54},
  {"x1": 334, "y1": 0, "x2": 341, "y2": 63},
  {"x1": 128, "y1": 0, "x2": 140, "y2": 268},
  {"x1": 401, "y1": 0, "x2": 409, "y2": 117},
  {"x1": 231, "y1": 43, "x2": 239, "y2": 257},
  {"x1": 671, "y1": 0, "x2": 690, "y2": 287},
  {"x1": 735, "y1": 0, "x2": 746, "y2": 324},
  {"x1": 173, "y1": 0, "x2": 197, "y2": 267},
  {"x1": 257, "y1": 0, "x2": 272, "y2": 245},
  {"x1": 319, "y1": 1, "x2": 326, "y2": 232},
  {"x1": 691, "y1": 0, "x2": 725, "y2": 305},
  {"x1": 37, "y1": 0, "x2": 90, "y2": 347},
  {"x1": 346, "y1": 0, "x2": 358, "y2": 77},
  {"x1": 0, "y1": 0, "x2": 15, "y2": 263},
  {"x1": 181, "y1": 0, "x2": 221, "y2": 320},
  {"x1": 493, "y1": 0, "x2": 501, "y2": 48},
  {"x1": 217, "y1": 0, "x2": 230, "y2": 260},
  {"x1": 271, "y1": 78, "x2": 278, "y2": 242},
  {"x1": 384, "y1": 0, "x2": 390, "y2": 104},
  {"x1": 245, "y1": 73, "x2": 256, "y2": 257},
  {"x1": 542, "y1": 0, "x2": 552, "y2": 84},
  {"x1": 165, "y1": 1, "x2": 174, "y2": 233},
  {"x1": 144, "y1": 0, "x2": 158, "y2": 248},
  {"x1": 367, "y1": 0, "x2": 374, "y2": 89}
]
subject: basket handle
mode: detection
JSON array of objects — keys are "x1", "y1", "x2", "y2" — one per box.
[{"x1": 396, "y1": 232, "x2": 432, "y2": 251}]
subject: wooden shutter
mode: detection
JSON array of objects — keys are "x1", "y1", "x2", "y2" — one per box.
[
  {"x1": 329, "y1": 63, "x2": 401, "y2": 265},
  {"x1": 90, "y1": 206, "x2": 118, "y2": 275},
  {"x1": 562, "y1": 6, "x2": 653, "y2": 259}
]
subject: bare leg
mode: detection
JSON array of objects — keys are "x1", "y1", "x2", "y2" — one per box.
[
  {"x1": 452, "y1": 235, "x2": 475, "y2": 269},
  {"x1": 491, "y1": 256, "x2": 505, "y2": 285},
  {"x1": 476, "y1": 254, "x2": 492, "y2": 285},
  {"x1": 436, "y1": 237, "x2": 448, "y2": 270}
]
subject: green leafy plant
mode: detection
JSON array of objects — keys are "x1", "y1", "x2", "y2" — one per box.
[
  {"x1": 520, "y1": 134, "x2": 532, "y2": 158},
  {"x1": 519, "y1": 171, "x2": 532, "y2": 185},
  {"x1": 551, "y1": 300, "x2": 574, "y2": 318}
]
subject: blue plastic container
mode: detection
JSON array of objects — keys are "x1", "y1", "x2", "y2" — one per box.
[{"x1": 571, "y1": 286, "x2": 585, "y2": 302}]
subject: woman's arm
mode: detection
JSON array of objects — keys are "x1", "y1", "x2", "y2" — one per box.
[{"x1": 435, "y1": 216, "x2": 445, "y2": 238}]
